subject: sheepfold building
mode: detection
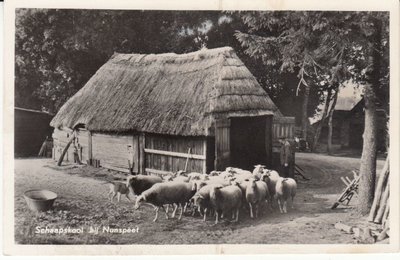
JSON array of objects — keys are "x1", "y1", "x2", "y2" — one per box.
[{"x1": 51, "y1": 47, "x2": 292, "y2": 174}]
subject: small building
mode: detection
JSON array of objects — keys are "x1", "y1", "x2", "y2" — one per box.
[
  {"x1": 50, "y1": 47, "x2": 291, "y2": 174},
  {"x1": 15, "y1": 107, "x2": 54, "y2": 157},
  {"x1": 314, "y1": 98, "x2": 388, "y2": 151}
]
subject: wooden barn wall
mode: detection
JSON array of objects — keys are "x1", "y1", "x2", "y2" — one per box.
[
  {"x1": 92, "y1": 133, "x2": 138, "y2": 172},
  {"x1": 15, "y1": 109, "x2": 53, "y2": 157},
  {"x1": 144, "y1": 134, "x2": 206, "y2": 174},
  {"x1": 272, "y1": 119, "x2": 295, "y2": 144},
  {"x1": 75, "y1": 129, "x2": 89, "y2": 163},
  {"x1": 53, "y1": 128, "x2": 75, "y2": 162}
]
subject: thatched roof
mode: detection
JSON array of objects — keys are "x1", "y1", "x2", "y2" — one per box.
[{"x1": 50, "y1": 47, "x2": 279, "y2": 136}]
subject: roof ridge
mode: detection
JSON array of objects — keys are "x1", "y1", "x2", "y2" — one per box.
[{"x1": 112, "y1": 46, "x2": 234, "y2": 59}]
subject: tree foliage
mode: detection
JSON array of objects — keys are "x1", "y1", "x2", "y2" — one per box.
[{"x1": 15, "y1": 9, "x2": 224, "y2": 113}]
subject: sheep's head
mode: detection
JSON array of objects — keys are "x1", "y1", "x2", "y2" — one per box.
[
  {"x1": 134, "y1": 194, "x2": 145, "y2": 210},
  {"x1": 192, "y1": 194, "x2": 205, "y2": 206},
  {"x1": 126, "y1": 175, "x2": 135, "y2": 186},
  {"x1": 253, "y1": 164, "x2": 265, "y2": 173},
  {"x1": 127, "y1": 175, "x2": 138, "y2": 186},
  {"x1": 261, "y1": 173, "x2": 270, "y2": 182}
]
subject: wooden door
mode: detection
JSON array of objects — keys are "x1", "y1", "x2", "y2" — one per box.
[{"x1": 215, "y1": 118, "x2": 231, "y2": 171}]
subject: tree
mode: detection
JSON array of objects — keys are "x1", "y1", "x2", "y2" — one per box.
[
  {"x1": 349, "y1": 14, "x2": 389, "y2": 214},
  {"x1": 235, "y1": 11, "x2": 389, "y2": 214},
  {"x1": 235, "y1": 12, "x2": 349, "y2": 142},
  {"x1": 15, "y1": 9, "x2": 223, "y2": 113}
]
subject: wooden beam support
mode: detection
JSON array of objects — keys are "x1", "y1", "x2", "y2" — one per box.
[
  {"x1": 144, "y1": 148, "x2": 206, "y2": 160},
  {"x1": 145, "y1": 168, "x2": 172, "y2": 176}
]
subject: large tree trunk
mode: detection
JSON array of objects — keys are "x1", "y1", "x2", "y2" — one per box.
[
  {"x1": 357, "y1": 85, "x2": 378, "y2": 215},
  {"x1": 356, "y1": 18, "x2": 382, "y2": 215},
  {"x1": 311, "y1": 88, "x2": 332, "y2": 152},
  {"x1": 327, "y1": 88, "x2": 339, "y2": 154},
  {"x1": 301, "y1": 84, "x2": 310, "y2": 140}
]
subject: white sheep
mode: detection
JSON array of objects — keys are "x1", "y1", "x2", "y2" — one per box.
[
  {"x1": 187, "y1": 172, "x2": 203, "y2": 181},
  {"x1": 134, "y1": 181, "x2": 196, "y2": 221},
  {"x1": 252, "y1": 164, "x2": 266, "y2": 180},
  {"x1": 245, "y1": 178, "x2": 270, "y2": 218},
  {"x1": 209, "y1": 183, "x2": 242, "y2": 224},
  {"x1": 275, "y1": 177, "x2": 297, "y2": 213},
  {"x1": 209, "y1": 170, "x2": 221, "y2": 176},
  {"x1": 191, "y1": 183, "x2": 220, "y2": 221},
  {"x1": 261, "y1": 169, "x2": 280, "y2": 198}
]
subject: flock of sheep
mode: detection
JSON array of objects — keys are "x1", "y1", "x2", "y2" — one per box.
[{"x1": 108, "y1": 165, "x2": 297, "y2": 224}]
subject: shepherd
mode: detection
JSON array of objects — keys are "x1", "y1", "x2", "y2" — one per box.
[{"x1": 279, "y1": 136, "x2": 293, "y2": 178}]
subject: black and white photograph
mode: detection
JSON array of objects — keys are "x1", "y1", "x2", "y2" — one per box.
[{"x1": 3, "y1": 0, "x2": 400, "y2": 255}]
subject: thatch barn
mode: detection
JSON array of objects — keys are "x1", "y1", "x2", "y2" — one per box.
[{"x1": 51, "y1": 47, "x2": 291, "y2": 174}]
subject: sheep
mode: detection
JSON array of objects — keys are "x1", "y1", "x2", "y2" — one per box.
[
  {"x1": 204, "y1": 176, "x2": 232, "y2": 187},
  {"x1": 275, "y1": 177, "x2": 297, "y2": 213},
  {"x1": 245, "y1": 178, "x2": 270, "y2": 218},
  {"x1": 209, "y1": 183, "x2": 242, "y2": 224},
  {"x1": 171, "y1": 175, "x2": 191, "y2": 183},
  {"x1": 219, "y1": 171, "x2": 234, "y2": 180},
  {"x1": 261, "y1": 169, "x2": 280, "y2": 198},
  {"x1": 187, "y1": 172, "x2": 203, "y2": 181},
  {"x1": 134, "y1": 182, "x2": 196, "y2": 222},
  {"x1": 191, "y1": 183, "x2": 221, "y2": 221},
  {"x1": 226, "y1": 167, "x2": 252, "y2": 176},
  {"x1": 127, "y1": 174, "x2": 163, "y2": 196},
  {"x1": 209, "y1": 170, "x2": 221, "y2": 176},
  {"x1": 230, "y1": 172, "x2": 253, "y2": 184},
  {"x1": 252, "y1": 164, "x2": 266, "y2": 180}
]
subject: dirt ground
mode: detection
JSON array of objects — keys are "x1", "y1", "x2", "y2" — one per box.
[{"x1": 14, "y1": 153, "x2": 385, "y2": 244}]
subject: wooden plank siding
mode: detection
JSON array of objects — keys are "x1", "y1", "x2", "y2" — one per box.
[
  {"x1": 272, "y1": 116, "x2": 295, "y2": 147},
  {"x1": 53, "y1": 128, "x2": 75, "y2": 162},
  {"x1": 75, "y1": 128, "x2": 89, "y2": 163},
  {"x1": 92, "y1": 133, "x2": 139, "y2": 172},
  {"x1": 144, "y1": 134, "x2": 207, "y2": 174}
]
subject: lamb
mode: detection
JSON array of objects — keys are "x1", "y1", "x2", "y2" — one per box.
[
  {"x1": 127, "y1": 174, "x2": 163, "y2": 196},
  {"x1": 134, "y1": 182, "x2": 196, "y2": 222},
  {"x1": 103, "y1": 177, "x2": 133, "y2": 202},
  {"x1": 209, "y1": 184, "x2": 242, "y2": 224},
  {"x1": 275, "y1": 177, "x2": 297, "y2": 213},
  {"x1": 245, "y1": 178, "x2": 270, "y2": 218}
]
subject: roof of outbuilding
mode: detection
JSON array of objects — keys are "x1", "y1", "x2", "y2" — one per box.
[{"x1": 50, "y1": 47, "x2": 279, "y2": 136}]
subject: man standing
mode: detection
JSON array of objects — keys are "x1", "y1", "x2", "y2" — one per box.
[{"x1": 279, "y1": 136, "x2": 292, "y2": 178}]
